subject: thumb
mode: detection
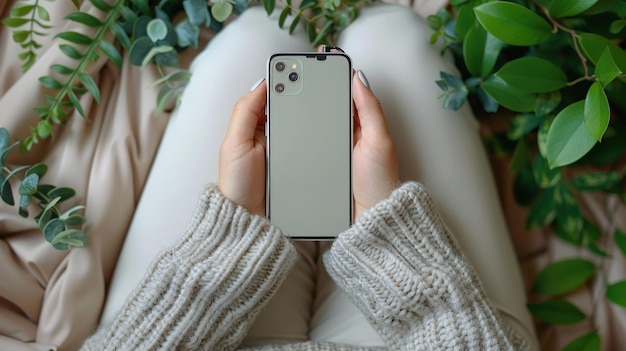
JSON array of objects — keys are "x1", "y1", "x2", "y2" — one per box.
[
  {"x1": 352, "y1": 71, "x2": 390, "y2": 138},
  {"x1": 224, "y1": 79, "x2": 267, "y2": 145}
]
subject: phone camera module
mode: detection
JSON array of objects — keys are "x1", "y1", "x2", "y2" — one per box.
[
  {"x1": 275, "y1": 83, "x2": 285, "y2": 93},
  {"x1": 275, "y1": 62, "x2": 286, "y2": 72},
  {"x1": 288, "y1": 72, "x2": 299, "y2": 82}
]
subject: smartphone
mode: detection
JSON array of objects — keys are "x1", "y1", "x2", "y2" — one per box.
[{"x1": 266, "y1": 52, "x2": 353, "y2": 239}]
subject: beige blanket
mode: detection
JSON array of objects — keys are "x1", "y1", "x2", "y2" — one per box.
[{"x1": 1, "y1": 0, "x2": 624, "y2": 350}]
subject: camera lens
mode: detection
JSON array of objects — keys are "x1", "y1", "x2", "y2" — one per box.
[
  {"x1": 275, "y1": 62, "x2": 286, "y2": 72},
  {"x1": 288, "y1": 72, "x2": 299, "y2": 81},
  {"x1": 275, "y1": 83, "x2": 285, "y2": 93}
]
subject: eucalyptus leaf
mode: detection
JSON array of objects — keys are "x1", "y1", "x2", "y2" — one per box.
[
  {"x1": 211, "y1": 2, "x2": 233, "y2": 22},
  {"x1": 545, "y1": 101, "x2": 597, "y2": 168},
  {"x1": 562, "y1": 331, "x2": 600, "y2": 351},
  {"x1": 606, "y1": 280, "x2": 626, "y2": 307},
  {"x1": 37, "y1": 196, "x2": 62, "y2": 229},
  {"x1": 51, "y1": 229, "x2": 87, "y2": 249},
  {"x1": 18, "y1": 174, "x2": 39, "y2": 196},
  {"x1": 474, "y1": 2, "x2": 552, "y2": 46},
  {"x1": 146, "y1": 19, "x2": 168, "y2": 43},
  {"x1": 43, "y1": 218, "x2": 65, "y2": 243},
  {"x1": 527, "y1": 300, "x2": 586, "y2": 325},
  {"x1": 183, "y1": 0, "x2": 211, "y2": 27},
  {"x1": 0, "y1": 174, "x2": 15, "y2": 206},
  {"x1": 110, "y1": 23, "x2": 131, "y2": 50},
  {"x1": 495, "y1": 57, "x2": 567, "y2": 93},
  {"x1": 26, "y1": 163, "x2": 48, "y2": 178},
  {"x1": 533, "y1": 258, "x2": 595, "y2": 295},
  {"x1": 47, "y1": 187, "x2": 76, "y2": 202},
  {"x1": 129, "y1": 37, "x2": 153, "y2": 66},
  {"x1": 584, "y1": 82, "x2": 610, "y2": 141},
  {"x1": 175, "y1": 20, "x2": 199, "y2": 49}
]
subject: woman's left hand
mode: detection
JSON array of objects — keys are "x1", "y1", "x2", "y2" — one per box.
[{"x1": 218, "y1": 79, "x2": 267, "y2": 216}]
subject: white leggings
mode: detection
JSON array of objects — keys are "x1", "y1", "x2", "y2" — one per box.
[{"x1": 99, "y1": 4, "x2": 539, "y2": 348}]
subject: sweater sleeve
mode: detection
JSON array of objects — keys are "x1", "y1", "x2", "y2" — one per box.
[
  {"x1": 80, "y1": 185, "x2": 298, "y2": 351},
  {"x1": 323, "y1": 182, "x2": 529, "y2": 351}
]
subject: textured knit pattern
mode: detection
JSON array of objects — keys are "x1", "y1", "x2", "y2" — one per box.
[{"x1": 80, "y1": 182, "x2": 530, "y2": 351}]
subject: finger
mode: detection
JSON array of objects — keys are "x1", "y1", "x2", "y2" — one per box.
[
  {"x1": 224, "y1": 79, "x2": 267, "y2": 145},
  {"x1": 352, "y1": 71, "x2": 391, "y2": 138}
]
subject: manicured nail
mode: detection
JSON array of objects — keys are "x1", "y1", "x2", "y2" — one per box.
[
  {"x1": 357, "y1": 70, "x2": 370, "y2": 89},
  {"x1": 250, "y1": 78, "x2": 264, "y2": 91}
]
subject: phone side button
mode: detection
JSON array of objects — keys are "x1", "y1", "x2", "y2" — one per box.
[{"x1": 264, "y1": 121, "x2": 268, "y2": 136}]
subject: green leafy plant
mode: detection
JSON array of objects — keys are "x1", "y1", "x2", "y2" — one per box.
[
  {"x1": 0, "y1": 128, "x2": 87, "y2": 249},
  {"x1": 2, "y1": 0, "x2": 372, "y2": 250},
  {"x1": 429, "y1": 0, "x2": 626, "y2": 349}
]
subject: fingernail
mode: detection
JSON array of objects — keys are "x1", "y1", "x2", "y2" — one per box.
[
  {"x1": 357, "y1": 70, "x2": 370, "y2": 89},
  {"x1": 250, "y1": 78, "x2": 264, "y2": 91}
]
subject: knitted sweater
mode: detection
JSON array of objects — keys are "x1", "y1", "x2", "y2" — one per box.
[{"x1": 80, "y1": 182, "x2": 529, "y2": 351}]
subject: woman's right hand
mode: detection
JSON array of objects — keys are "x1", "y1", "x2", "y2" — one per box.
[{"x1": 351, "y1": 70, "x2": 400, "y2": 221}]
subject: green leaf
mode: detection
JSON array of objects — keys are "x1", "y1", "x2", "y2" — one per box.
[
  {"x1": 495, "y1": 57, "x2": 567, "y2": 93},
  {"x1": 562, "y1": 331, "x2": 600, "y2": 351},
  {"x1": 0, "y1": 128, "x2": 10, "y2": 152},
  {"x1": 25, "y1": 163, "x2": 47, "y2": 178},
  {"x1": 595, "y1": 48, "x2": 622, "y2": 88},
  {"x1": 263, "y1": 0, "x2": 275, "y2": 15},
  {"x1": 549, "y1": 0, "x2": 599, "y2": 18},
  {"x1": 584, "y1": 82, "x2": 610, "y2": 141},
  {"x1": 610, "y1": 19, "x2": 626, "y2": 34},
  {"x1": 508, "y1": 113, "x2": 543, "y2": 140},
  {"x1": 55, "y1": 31, "x2": 93, "y2": 45},
  {"x1": 19, "y1": 194, "x2": 30, "y2": 210},
  {"x1": 183, "y1": 0, "x2": 211, "y2": 27},
  {"x1": 78, "y1": 73, "x2": 100, "y2": 103},
  {"x1": 474, "y1": 2, "x2": 552, "y2": 46},
  {"x1": 99, "y1": 40, "x2": 122, "y2": 68},
  {"x1": 50, "y1": 64, "x2": 73, "y2": 75},
  {"x1": 526, "y1": 186, "x2": 557, "y2": 229},
  {"x1": 437, "y1": 71, "x2": 468, "y2": 111},
  {"x1": 51, "y1": 229, "x2": 87, "y2": 249},
  {"x1": 39, "y1": 76, "x2": 63, "y2": 90},
  {"x1": 313, "y1": 20, "x2": 333, "y2": 46},
  {"x1": 463, "y1": 24, "x2": 505, "y2": 78},
  {"x1": 65, "y1": 12, "x2": 102, "y2": 27},
  {"x1": 533, "y1": 154, "x2": 560, "y2": 188},
  {"x1": 151, "y1": 69, "x2": 191, "y2": 87},
  {"x1": 141, "y1": 45, "x2": 174, "y2": 67},
  {"x1": 615, "y1": 229, "x2": 626, "y2": 257},
  {"x1": 578, "y1": 33, "x2": 626, "y2": 72},
  {"x1": 527, "y1": 300, "x2": 586, "y2": 324},
  {"x1": 12, "y1": 30, "x2": 30, "y2": 43},
  {"x1": 289, "y1": 12, "x2": 301, "y2": 34},
  {"x1": 2, "y1": 18, "x2": 29, "y2": 27},
  {"x1": 110, "y1": 23, "x2": 131, "y2": 50},
  {"x1": 128, "y1": 37, "x2": 153, "y2": 66},
  {"x1": 455, "y1": 5, "x2": 476, "y2": 40},
  {"x1": 606, "y1": 280, "x2": 626, "y2": 307},
  {"x1": 278, "y1": 6, "x2": 290, "y2": 28},
  {"x1": 68, "y1": 89, "x2": 87, "y2": 119},
  {"x1": 536, "y1": 92, "x2": 562, "y2": 117},
  {"x1": 90, "y1": 0, "x2": 112, "y2": 11},
  {"x1": 571, "y1": 171, "x2": 622, "y2": 191},
  {"x1": 546, "y1": 101, "x2": 597, "y2": 168},
  {"x1": 554, "y1": 181, "x2": 583, "y2": 240},
  {"x1": 59, "y1": 44, "x2": 83, "y2": 59},
  {"x1": 36, "y1": 5, "x2": 51, "y2": 21},
  {"x1": 175, "y1": 20, "x2": 200, "y2": 49},
  {"x1": 533, "y1": 258, "x2": 595, "y2": 295},
  {"x1": 11, "y1": 4, "x2": 35, "y2": 17},
  {"x1": 482, "y1": 75, "x2": 536, "y2": 112},
  {"x1": 47, "y1": 187, "x2": 76, "y2": 202},
  {"x1": 37, "y1": 196, "x2": 61, "y2": 229},
  {"x1": 146, "y1": 19, "x2": 168, "y2": 43},
  {"x1": 211, "y1": 1, "x2": 233, "y2": 22},
  {"x1": 64, "y1": 215, "x2": 86, "y2": 226},
  {"x1": 43, "y1": 218, "x2": 65, "y2": 243},
  {"x1": 0, "y1": 174, "x2": 14, "y2": 206},
  {"x1": 18, "y1": 174, "x2": 39, "y2": 196}
]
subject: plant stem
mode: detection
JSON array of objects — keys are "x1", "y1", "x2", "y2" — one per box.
[{"x1": 45, "y1": 0, "x2": 123, "y2": 123}]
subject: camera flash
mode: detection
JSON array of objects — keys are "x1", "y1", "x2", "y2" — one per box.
[{"x1": 291, "y1": 63, "x2": 297, "y2": 70}]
